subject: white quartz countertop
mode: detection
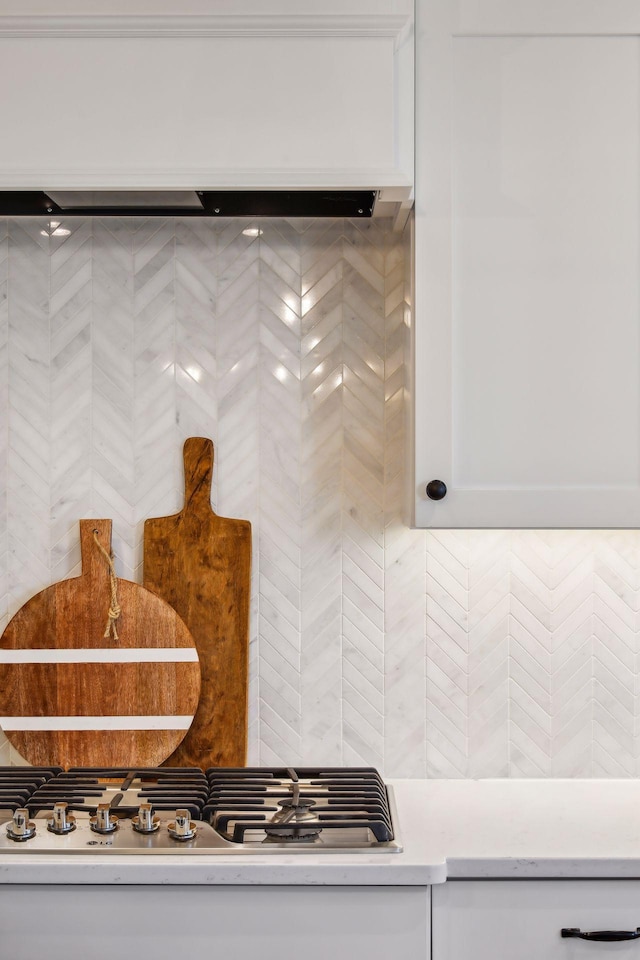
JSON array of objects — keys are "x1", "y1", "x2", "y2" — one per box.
[
  {"x1": 419, "y1": 778, "x2": 640, "y2": 880},
  {"x1": 3, "y1": 778, "x2": 640, "y2": 885}
]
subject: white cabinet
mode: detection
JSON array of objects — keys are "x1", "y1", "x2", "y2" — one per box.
[
  {"x1": 414, "y1": 0, "x2": 640, "y2": 527},
  {"x1": 0, "y1": 4, "x2": 413, "y2": 193},
  {"x1": 0, "y1": 883, "x2": 430, "y2": 960},
  {"x1": 433, "y1": 880, "x2": 640, "y2": 959}
]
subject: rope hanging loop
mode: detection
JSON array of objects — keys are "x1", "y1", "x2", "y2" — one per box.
[{"x1": 93, "y1": 530, "x2": 122, "y2": 640}]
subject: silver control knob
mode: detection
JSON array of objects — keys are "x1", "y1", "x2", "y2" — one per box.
[
  {"x1": 6, "y1": 808, "x2": 36, "y2": 842},
  {"x1": 167, "y1": 809, "x2": 196, "y2": 841},
  {"x1": 90, "y1": 803, "x2": 118, "y2": 834},
  {"x1": 47, "y1": 802, "x2": 76, "y2": 835},
  {"x1": 132, "y1": 803, "x2": 160, "y2": 834}
]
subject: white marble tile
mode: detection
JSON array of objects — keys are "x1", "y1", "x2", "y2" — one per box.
[{"x1": 6, "y1": 215, "x2": 640, "y2": 778}]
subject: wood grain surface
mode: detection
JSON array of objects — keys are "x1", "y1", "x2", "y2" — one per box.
[
  {"x1": 143, "y1": 437, "x2": 251, "y2": 768},
  {"x1": 0, "y1": 519, "x2": 201, "y2": 768}
]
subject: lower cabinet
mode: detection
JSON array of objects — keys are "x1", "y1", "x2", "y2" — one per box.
[
  {"x1": 0, "y1": 883, "x2": 430, "y2": 960},
  {"x1": 432, "y1": 880, "x2": 640, "y2": 958}
]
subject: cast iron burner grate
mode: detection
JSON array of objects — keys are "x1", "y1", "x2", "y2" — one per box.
[
  {"x1": 0, "y1": 766, "x2": 62, "y2": 814},
  {"x1": 204, "y1": 767, "x2": 395, "y2": 845},
  {"x1": 25, "y1": 767, "x2": 209, "y2": 820}
]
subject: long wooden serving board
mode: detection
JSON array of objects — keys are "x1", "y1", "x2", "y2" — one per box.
[
  {"x1": 143, "y1": 437, "x2": 251, "y2": 768},
  {"x1": 0, "y1": 519, "x2": 201, "y2": 768}
]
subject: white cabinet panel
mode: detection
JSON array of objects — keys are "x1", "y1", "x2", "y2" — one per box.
[
  {"x1": 0, "y1": 12, "x2": 413, "y2": 192},
  {"x1": 452, "y1": 37, "x2": 638, "y2": 491},
  {"x1": 433, "y1": 880, "x2": 640, "y2": 959},
  {"x1": 0, "y1": 884, "x2": 430, "y2": 960},
  {"x1": 415, "y1": 0, "x2": 640, "y2": 527}
]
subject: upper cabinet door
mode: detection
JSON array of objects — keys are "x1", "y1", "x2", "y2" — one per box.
[{"x1": 414, "y1": 0, "x2": 640, "y2": 528}]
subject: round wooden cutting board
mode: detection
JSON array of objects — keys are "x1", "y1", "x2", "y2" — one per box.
[{"x1": 0, "y1": 519, "x2": 201, "y2": 769}]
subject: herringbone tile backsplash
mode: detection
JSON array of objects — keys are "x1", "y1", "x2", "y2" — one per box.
[{"x1": 1, "y1": 217, "x2": 638, "y2": 778}]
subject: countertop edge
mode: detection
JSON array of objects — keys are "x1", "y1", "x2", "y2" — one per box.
[
  {"x1": 8, "y1": 855, "x2": 640, "y2": 885},
  {"x1": 0, "y1": 857, "x2": 448, "y2": 885},
  {"x1": 8, "y1": 856, "x2": 640, "y2": 884},
  {"x1": 445, "y1": 858, "x2": 640, "y2": 880}
]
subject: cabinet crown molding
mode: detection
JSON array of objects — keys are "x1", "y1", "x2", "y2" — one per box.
[{"x1": 0, "y1": 13, "x2": 410, "y2": 38}]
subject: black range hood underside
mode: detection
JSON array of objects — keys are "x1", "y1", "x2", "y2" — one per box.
[{"x1": 0, "y1": 191, "x2": 376, "y2": 218}]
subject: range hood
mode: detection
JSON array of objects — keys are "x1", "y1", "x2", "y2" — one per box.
[
  {"x1": 0, "y1": 191, "x2": 377, "y2": 218},
  {"x1": 0, "y1": 11, "x2": 412, "y2": 215}
]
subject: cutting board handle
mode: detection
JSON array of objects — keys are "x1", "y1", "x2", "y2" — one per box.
[
  {"x1": 182, "y1": 437, "x2": 215, "y2": 517},
  {"x1": 79, "y1": 519, "x2": 113, "y2": 581}
]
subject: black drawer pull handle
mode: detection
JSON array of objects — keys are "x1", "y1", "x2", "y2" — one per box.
[{"x1": 562, "y1": 927, "x2": 640, "y2": 942}]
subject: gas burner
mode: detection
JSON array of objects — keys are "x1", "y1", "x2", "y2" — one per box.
[
  {"x1": 273, "y1": 796, "x2": 317, "y2": 819},
  {"x1": 263, "y1": 776, "x2": 321, "y2": 842}
]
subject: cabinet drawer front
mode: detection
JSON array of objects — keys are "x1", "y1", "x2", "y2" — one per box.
[
  {"x1": 433, "y1": 881, "x2": 640, "y2": 959},
  {"x1": 0, "y1": 884, "x2": 430, "y2": 960}
]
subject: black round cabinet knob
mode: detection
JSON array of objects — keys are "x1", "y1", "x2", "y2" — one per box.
[{"x1": 426, "y1": 480, "x2": 447, "y2": 501}]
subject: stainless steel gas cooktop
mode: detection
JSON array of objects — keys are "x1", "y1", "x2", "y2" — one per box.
[{"x1": 0, "y1": 766, "x2": 402, "y2": 855}]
